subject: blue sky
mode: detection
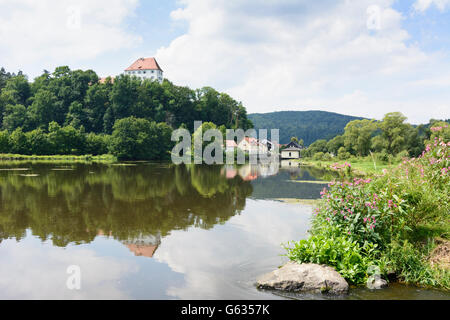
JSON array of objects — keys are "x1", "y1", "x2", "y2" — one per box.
[{"x1": 0, "y1": 0, "x2": 449, "y2": 123}]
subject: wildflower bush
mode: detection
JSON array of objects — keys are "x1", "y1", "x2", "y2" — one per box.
[{"x1": 286, "y1": 133, "x2": 450, "y2": 288}]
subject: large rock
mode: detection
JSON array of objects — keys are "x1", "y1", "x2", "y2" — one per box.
[
  {"x1": 366, "y1": 277, "x2": 388, "y2": 290},
  {"x1": 256, "y1": 262, "x2": 349, "y2": 294}
]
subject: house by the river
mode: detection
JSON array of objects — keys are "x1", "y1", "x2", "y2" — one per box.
[{"x1": 281, "y1": 140, "x2": 303, "y2": 159}]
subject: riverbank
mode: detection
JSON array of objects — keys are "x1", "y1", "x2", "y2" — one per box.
[
  {"x1": 0, "y1": 153, "x2": 117, "y2": 162},
  {"x1": 285, "y1": 138, "x2": 450, "y2": 290},
  {"x1": 300, "y1": 157, "x2": 399, "y2": 176}
]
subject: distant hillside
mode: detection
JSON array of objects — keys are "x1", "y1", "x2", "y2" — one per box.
[{"x1": 248, "y1": 111, "x2": 365, "y2": 145}]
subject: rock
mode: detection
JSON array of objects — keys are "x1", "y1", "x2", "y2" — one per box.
[
  {"x1": 366, "y1": 277, "x2": 388, "y2": 290},
  {"x1": 256, "y1": 262, "x2": 349, "y2": 294}
]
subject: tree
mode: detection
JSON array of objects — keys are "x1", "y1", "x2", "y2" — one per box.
[
  {"x1": 378, "y1": 112, "x2": 410, "y2": 155},
  {"x1": 343, "y1": 119, "x2": 377, "y2": 156},
  {"x1": 27, "y1": 89, "x2": 58, "y2": 129},
  {"x1": 3, "y1": 104, "x2": 27, "y2": 132},
  {"x1": 65, "y1": 101, "x2": 88, "y2": 129},
  {"x1": 306, "y1": 139, "x2": 328, "y2": 157},
  {"x1": 47, "y1": 122, "x2": 86, "y2": 155},
  {"x1": 109, "y1": 117, "x2": 172, "y2": 160},
  {"x1": 26, "y1": 128, "x2": 52, "y2": 155},
  {"x1": 85, "y1": 133, "x2": 109, "y2": 155},
  {"x1": 110, "y1": 75, "x2": 140, "y2": 120},
  {"x1": 0, "y1": 130, "x2": 11, "y2": 153},
  {"x1": 85, "y1": 82, "x2": 112, "y2": 133},
  {"x1": 2, "y1": 74, "x2": 31, "y2": 106},
  {"x1": 0, "y1": 67, "x2": 13, "y2": 91},
  {"x1": 326, "y1": 135, "x2": 344, "y2": 155},
  {"x1": 10, "y1": 128, "x2": 30, "y2": 154}
]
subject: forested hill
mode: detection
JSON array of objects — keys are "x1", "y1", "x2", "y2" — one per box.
[{"x1": 248, "y1": 111, "x2": 365, "y2": 145}]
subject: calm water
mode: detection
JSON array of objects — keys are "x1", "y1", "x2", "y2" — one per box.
[{"x1": 0, "y1": 162, "x2": 448, "y2": 300}]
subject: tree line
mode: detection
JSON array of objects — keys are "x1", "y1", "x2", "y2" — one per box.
[
  {"x1": 301, "y1": 112, "x2": 450, "y2": 161},
  {"x1": 0, "y1": 66, "x2": 253, "y2": 160}
]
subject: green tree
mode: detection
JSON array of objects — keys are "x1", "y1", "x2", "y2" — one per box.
[
  {"x1": 85, "y1": 81, "x2": 113, "y2": 132},
  {"x1": 85, "y1": 133, "x2": 109, "y2": 155},
  {"x1": 65, "y1": 101, "x2": 88, "y2": 129},
  {"x1": 10, "y1": 127, "x2": 30, "y2": 154},
  {"x1": 306, "y1": 139, "x2": 328, "y2": 157},
  {"x1": 109, "y1": 117, "x2": 172, "y2": 160},
  {"x1": 326, "y1": 135, "x2": 344, "y2": 155},
  {"x1": 378, "y1": 112, "x2": 410, "y2": 155},
  {"x1": 27, "y1": 89, "x2": 58, "y2": 129},
  {"x1": 343, "y1": 119, "x2": 377, "y2": 156},
  {"x1": 0, "y1": 130, "x2": 11, "y2": 153},
  {"x1": 47, "y1": 122, "x2": 86, "y2": 154},
  {"x1": 26, "y1": 128, "x2": 52, "y2": 155},
  {"x1": 110, "y1": 75, "x2": 140, "y2": 120},
  {"x1": 2, "y1": 104, "x2": 27, "y2": 132}
]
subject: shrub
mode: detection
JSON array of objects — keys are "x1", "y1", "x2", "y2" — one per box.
[
  {"x1": 85, "y1": 133, "x2": 109, "y2": 155},
  {"x1": 0, "y1": 130, "x2": 11, "y2": 153},
  {"x1": 313, "y1": 152, "x2": 324, "y2": 161},
  {"x1": 395, "y1": 150, "x2": 409, "y2": 162},
  {"x1": 375, "y1": 150, "x2": 389, "y2": 163},
  {"x1": 285, "y1": 234, "x2": 380, "y2": 285},
  {"x1": 287, "y1": 138, "x2": 450, "y2": 288},
  {"x1": 322, "y1": 153, "x2": 333, "y2": 161}
]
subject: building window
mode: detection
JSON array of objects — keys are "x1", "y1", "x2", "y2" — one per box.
[{"x1": 289, "y1": 152, "x2": 292, "y2": 157}]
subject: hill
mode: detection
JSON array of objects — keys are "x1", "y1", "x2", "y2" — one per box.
[{"x1": 248, "y1": 111, "x2": 365, "y2": 145}]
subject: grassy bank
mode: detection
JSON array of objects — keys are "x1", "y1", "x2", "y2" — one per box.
[
  {"x1": 285, "y1": 137, "x2": 450, "y2": 290},
  {"x1": 0, "y1": 153, "x2": 117, "y2": 162},
  {"x1": 301, "y1": 157, "x2": 399, "y2": 176}
]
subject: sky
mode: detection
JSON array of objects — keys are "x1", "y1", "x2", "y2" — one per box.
[{"x1": 0, "y1": 0, "x2": 449, "y2": 124}]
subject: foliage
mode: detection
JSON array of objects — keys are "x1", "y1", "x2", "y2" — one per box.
[
  {"x1": 0, "y1": 66, "x2": 252, "y2": 160},
  {"x1": 287, "y1": 138, "x2": 450, "y2": 288},
  {"x1": 285, "y1": 234, "x2": 380, "y2": 285},
  {"x1": 109, "y1": 117, "x2": 174, "y2": 160},
  {"x1": 249, "y1": 111, "x2": 364, "y2": 145}
]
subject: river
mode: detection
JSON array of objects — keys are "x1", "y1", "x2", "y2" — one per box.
[{"x1": 0, "y1": 162, "x2": 448, "y2": 299}]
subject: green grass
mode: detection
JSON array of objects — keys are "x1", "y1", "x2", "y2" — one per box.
[{"x1": 301, "y1": 157, "x2": 399, "y2": 176}]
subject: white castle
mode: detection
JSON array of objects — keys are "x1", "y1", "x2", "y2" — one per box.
[{"x1": 123, "y1": 57, "x2": 164, "y2": 82}]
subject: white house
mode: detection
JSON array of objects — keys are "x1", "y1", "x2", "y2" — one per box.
[
  {"x1": 124, "y1": 57, "x2": 164, "y2": 82},
  {"x1": 225, "y1": 140, "x2": 238, "y2": 153},
  {"x1": 237, "y1": 137, "x2": 268, "y2": 154},
  {"x1": 281, "y1": 147, "x2": 302, "y2": 159}
]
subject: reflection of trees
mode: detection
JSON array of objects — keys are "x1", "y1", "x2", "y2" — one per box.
[{"x1": 0, "y1": 164, "x2": 253, "y2": 247}]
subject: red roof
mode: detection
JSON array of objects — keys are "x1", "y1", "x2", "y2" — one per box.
[
  {"x1": 125, "y1": 57, "x2": 163, "y2": 72},
  {"x1": 99, "y1": 76, "x2": 115, "y2": 84},
  {"x1": 225, "y1": 140, "x2": 238, "y2": 148}
]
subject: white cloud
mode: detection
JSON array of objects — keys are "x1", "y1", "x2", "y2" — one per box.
[
  {"x1": 156, "y1": 0, "x2": 450, "y2": 123},
  {"x1": 154, "y1": 199, "x2": 311, "y2": 299},
  {"x1": 413, "y1": 0, "x2": 450, "y2": 12},
  {"x1": 0, "y1": 0, "x2": 141, "y2": 74},
  {"x1": 0, "y1": 237, "x2": 137, "y2": 299}
]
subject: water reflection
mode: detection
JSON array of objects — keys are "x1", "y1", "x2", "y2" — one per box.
[
  {"x1": 3, "y1": 163, "x2": 444, "y2": 300},
  {"x1": 0, "y1": 164, "x2": 253, "y2": 248}
]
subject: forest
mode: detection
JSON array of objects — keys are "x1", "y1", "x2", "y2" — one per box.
[
  {"x1": 0, "y1": 67, "x2": 253, "y2": 160},
  {"x1": 248, "y1": 110, "x2": 364, "y2": 145},
  {"x1": 302, "y1": 112, "x2": 450, "y2": 160}
]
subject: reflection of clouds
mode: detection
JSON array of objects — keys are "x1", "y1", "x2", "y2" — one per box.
[
  {"x1": 154, "y1": 199, "x2": 311, "y2": 299},
  {"x1": 0, "y1": 236, "x2": 137, "y2": 299},
  {"x1": 229, "y1": 200, "x2": 311, "y2": 245}
]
